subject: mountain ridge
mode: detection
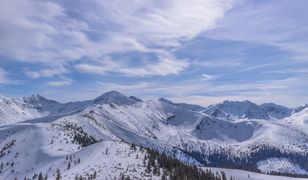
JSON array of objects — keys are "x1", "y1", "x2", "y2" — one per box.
[
  {"x1": 1, "y1": 91, "x2": 308, "y2": 179},
  {"x1": 0, "y1": 91, "x2": 306, "y2": 126},
  {"x1": 203, "y1": 100, "x2": 293, "y2": 121}
]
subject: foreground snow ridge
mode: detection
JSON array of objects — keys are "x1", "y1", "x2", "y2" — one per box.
[{"x1": 0, "y1": 91, "x2": 308, "y2": 179}]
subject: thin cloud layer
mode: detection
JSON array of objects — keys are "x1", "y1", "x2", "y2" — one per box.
[
  {"x1": 0, "y1": 0, "x2": 233, "y2": 77},
  {"x1": 47, "y1": 79, "x2": 73, "y2": 87},
  {"x1": 0, "y1": 68, "x2": 10, "y2": 84},
  {"x1": 206, "y1": 0, "x2": 308, "y2": 61}
]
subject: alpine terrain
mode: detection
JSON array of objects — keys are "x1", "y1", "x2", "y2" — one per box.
[{"x1": 0, "y1": 91, "x2": 308, "y2": 180}]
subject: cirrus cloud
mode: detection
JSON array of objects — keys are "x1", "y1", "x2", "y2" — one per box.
[
  {"x1": 46, "y1": 78, "x2": 73, "y2": 87},
  {"x1": 0, "y1": 0, "x2": 235, "y2": 77},
  {"x1": 0, "y1": 68, "x2": 11, "y2": 84}
]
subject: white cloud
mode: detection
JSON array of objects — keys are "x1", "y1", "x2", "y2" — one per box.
[
  {"x1": 97, "y1": 0, "x2": 234, "y2": 44},
  {"x1": 25, "y1": 65, "x2": 67, "y2": 79},
  {"x1": 0, "y1": 0, "x2": 89, "y2": 63},
  {"x1": 120, "y1": 57, "x2": 189, "y2": 77},
  {"x1": 75, "y1": 64, "x2": 108, "y2": 75},
  {"x1": 0, "y1": 0, "x2": 235, "y2": 77},
  {"x1": 0, "y1": 68, "x2": 11, "y2": 84},
  {"x1": 202, "y1": 73, "x2": 217, "y2": 80},
  {"x1": 76, "y1": 55, "x2": 189, "y2": 77},
  {"x1": 46, "y1": 78, "x2": 73, "y2": 87},
  {"x1": 192, "y1": 59, "x2": 242, "y2": 67},
  {"x1": 75, "y1": 59, "x2": 122, "y2": 75},
  {"x1": 206, "y1": 0, "x2": 308, "y2": 61}
]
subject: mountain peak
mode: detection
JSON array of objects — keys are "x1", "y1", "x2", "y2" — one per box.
[
  {"x1": 129, "y1": 96, "x2": 142, "y2": 102},
  {"x1": 96, "y1": 90, "x2": 124, "y2": 98},
  {"x1": 222, "y1": 100, "x2": 253, "y2": 104},
  {"x1": 294, "y1": 104, "x2": 308, "y2": 113},
  {"x1": 158, "y1": 98, "x2": 175, "y2": 105},
  {"x1": 22, "y1": 94, "x2": 59, "y2": 104},
  {"x1": 159, "y1": 98, "x2": 205, "y2": 112},
  {"x1": 204, "y1": 100, "x2": 292, "y2": 120},
  {"x1": 29, "y1": 94, "x2": 48, "y2": 100},
  {"x1": 220, "y1": 100, "x2": 257, "y2": 108},
  {"x1": 94, "y1": 91, "x2": 138, "y2": 105}
]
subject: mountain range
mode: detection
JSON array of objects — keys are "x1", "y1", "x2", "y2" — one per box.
[{"x1": 0, "y1": 91, "x2": 308, "y2": 179}]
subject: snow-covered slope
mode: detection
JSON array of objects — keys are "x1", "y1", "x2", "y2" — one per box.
[
  {"x1": 0, "y1": 91, "x2": 308, "y2": 179},
  {"x1": 0, "y1": 101, "x2": 199, "y2": 179},
  {"x1": 0, "y1": 91, "x2": 144, "y2": 126},
  {"x1": 0, "y1": 126, "x2": 166, "y2": 180},
  {"x1": 284, "y1": 107, "x2": 308, "y2": 125},
  {"x1": 94, "y1": 91, "x2": 139, "y2": 105},
  {"x1": 0, "y1": 95, "x2": 61, "y2": 125},
  {"x1": 293, "y1": 104, "x2": 308, "y2": 113},
  {"x1": 203, "y1": 100, "x2": 292, "y2": 121}
]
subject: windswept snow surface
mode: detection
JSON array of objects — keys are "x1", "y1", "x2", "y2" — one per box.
[{"x1": 0, "y1": 91, "x2": 308, "y2": 179}]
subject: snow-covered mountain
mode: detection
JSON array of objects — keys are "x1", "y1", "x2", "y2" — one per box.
[
  {"x1": 0, "y1": 94, "x2": 60, "y2": 125},
  {"x1": 0, "y1": 95, "x2": 93, "y2": 126},
  {"x1": 94, "y1": 91, "x2": 140, "y2": 105},
  {"x1": 158, "y1": 98, "x2": 205, "y2": 112},
  {"x1": 0, "y1": 91, "x2": 145, "y2": 126},
  {"x1": 203, "y1": 100, "x2": 292, "y2": 121},
  {"x1": 284, "y1": 106, "x2": 308, "y2": 125},
  {"x1": 0, "y1": 91, "x2": 307, "y2": 179},
  {"x1": 293, "y1": 104, "x2": 308, "y2": 113}
]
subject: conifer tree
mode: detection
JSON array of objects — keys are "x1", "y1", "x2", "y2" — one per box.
[
  {"x1": 38, "y1": 172, "x2": 44, "y2": 180},
  {"x1": 56, "y1": 169, "x2": 61, "y2": 180}
]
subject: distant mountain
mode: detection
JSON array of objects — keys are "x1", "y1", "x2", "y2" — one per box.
[
  {"x1": 159, "y1": 98, "x2": 205, "y2": 112},
  {"x1": 284, "y1": 106, "x2": 308, "y2": 125},
  {"x1": 260, "y1": 103, "x2": 292, "y2": 119},
  {"x1": 129, "y1": 96, "x2": 143, "y2": 102},
  {"x1": 203, "y1": 100, "x2": 292, "y2": 121},
  {"x1": 0, "y1": 91, "x2": 144, "y2": 126},
  {"x1": 0, "y1": 91, "x2": 308, "y2": 179},
  {"x1": 0, "y1": 94, "x2": 60, "y2": 125},
  {"x1": 293, "y1": 104, "x2": 308, "y2": 113},
  {"x1": 94, "y1": 90, "x2": 139, "y2": 105}
]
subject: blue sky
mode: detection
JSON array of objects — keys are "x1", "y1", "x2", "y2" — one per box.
[{"x1": 0, "y1": 0, "x2": 308, "y2": 106}]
